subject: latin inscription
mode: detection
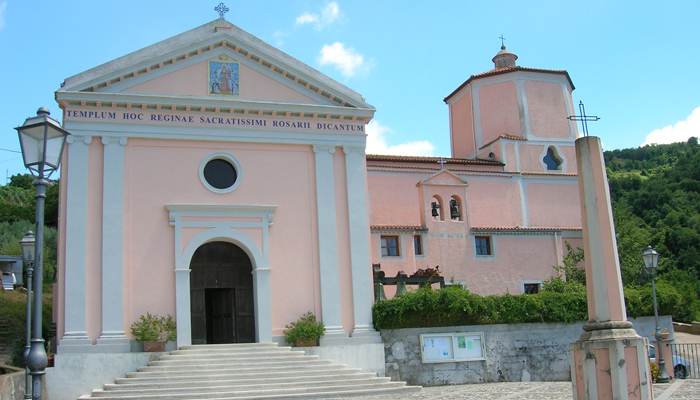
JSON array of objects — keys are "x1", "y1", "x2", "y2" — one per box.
[{"x1": 65, "y1": 109, "x2": 364, "y2": 133}]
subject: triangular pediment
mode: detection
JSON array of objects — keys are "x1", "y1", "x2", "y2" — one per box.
[
  {"x1": 417, "y1": 170, "x2": 469, "y2": 186},
  {"x1": 57, "y1": 19, "x2": 374, "y2": 119}
]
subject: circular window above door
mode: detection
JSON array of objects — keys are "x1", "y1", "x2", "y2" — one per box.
[{"x1": 199, "y1": 152, "x2": 243, "y2": 193}]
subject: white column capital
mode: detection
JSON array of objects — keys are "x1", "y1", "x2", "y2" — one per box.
[
  {"x1": 66, "y1": 135, "x2": 92, "y2": 145},
  {"x1": 342, "y1": 145, "x2": 365, "y2": 155},
  {"x1": 101, "y1": 136, "x2": 128, "y2": 146},
  {"x1": 313, "y1": 145, "x2": 336, "y2": 154}
]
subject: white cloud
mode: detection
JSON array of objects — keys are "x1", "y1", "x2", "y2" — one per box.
[
  {"x1": 296, "y1": 2, "x2": 341, "y2": 30},
  {"x1": 365, "y1": 120, "x2": 436, "y2": 156},
  {"x1": 642, "y1": 106, "x2": 700, "y2": 146},
  {"x1": 0, "y1": 2, "x2": 7, "y2": 30},
  {"x1": 273, "y1": 30, "x2": 287, "y2": 47},
  {"x1": 295, "y1": 13, "x2": 317, "y2": 25},
  {"x1": 318, "y1": 42, "x2": 370, "y2": 77}
]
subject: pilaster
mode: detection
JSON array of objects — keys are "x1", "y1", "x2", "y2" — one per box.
[
  {"x1": 59, "y1": 135, "x2": 92, "y2": 353},
  {"x1": 342, "y1": 145, "x2": 380, "y2": 341},
  {"x1": 312, "y1": 145, "x2": 347, "y2": 339},
  {"x1": 96, "y1": 137, "x2": 129, "y2": 352}
]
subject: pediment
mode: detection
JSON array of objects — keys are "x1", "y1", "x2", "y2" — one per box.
[
  {"x1": 57, "y1": 19, "x2": 373, "y2": 116},
  {"x1": 417, "y1": 170, "x2": 469, "y2": 186}
]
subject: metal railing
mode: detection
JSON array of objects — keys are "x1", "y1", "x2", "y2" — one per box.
[{"x1": 671, "y1": 343, "x2": 700, "y2": 379}]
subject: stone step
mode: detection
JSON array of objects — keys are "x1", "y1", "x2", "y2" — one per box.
[
  {"x1": 146, "y1": 356, "x2": 322, "y2": 368},
  {"x1": 124, "y1": 366, "x2": 360, "y2": 380},
  {"x1": 130, "y1": 364, "x2": 352, "y2": 378},
  {"x1": 104, "y1": 375, "x2": 391, "y2": 392},
  {"x1": 155, "y1": 351, "x2": 307, "y2": 362},
  {"x1": 83, "y1": 381, "x2": 412, "y2": 399},
  {"x1": 111, "y1": 372, "x2": 378, "y2": 389},
  {"x1": 79, "y1": 343, "x2": 421, "y2": 399}
]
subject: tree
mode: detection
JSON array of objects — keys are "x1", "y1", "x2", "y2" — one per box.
[{"x1": 8, "y1": 174, "x2": 33, "y2": 190}]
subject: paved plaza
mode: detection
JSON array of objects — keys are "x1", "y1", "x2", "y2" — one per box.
[{"x1": 324, "y1": 380, "x2": 700, "y2": 400}]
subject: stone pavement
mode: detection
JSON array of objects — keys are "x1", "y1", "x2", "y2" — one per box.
[{"x1": 321, "y1": 380, "x2": 700, "y2": 400}]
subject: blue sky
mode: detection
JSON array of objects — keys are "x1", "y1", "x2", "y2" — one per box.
[{"x1": 1, "y1": 1, "x2": 699, "y2": 181}]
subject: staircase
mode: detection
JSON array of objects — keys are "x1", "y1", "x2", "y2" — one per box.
[{"x1": 78, "y1": 343, "x2": 420, "y2": 399}]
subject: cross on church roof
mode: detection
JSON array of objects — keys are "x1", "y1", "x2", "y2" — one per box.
[
  {"x1": 215, "y1": 2, "x2": 229, "y2": 19},
  {"x1": 499, "y1": 35, "x2": 506, "y2": 47},
  {"x1": 438, "y1": 157, "x2": 446, "y2": 169},
  {"x1": 567, "y1": 101, "x2": 600, "y2": 137}
]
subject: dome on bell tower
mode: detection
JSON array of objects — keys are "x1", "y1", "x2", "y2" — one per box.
[{"x1": 492, "y1": 45, "x2": 518, "y2": 69}]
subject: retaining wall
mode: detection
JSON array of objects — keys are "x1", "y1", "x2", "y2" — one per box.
[{"x1": 381, "y1": 315, "x2": 671, "y2": 386}]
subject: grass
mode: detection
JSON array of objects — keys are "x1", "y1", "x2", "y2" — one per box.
[{"x1": 0, "y1": 287, "x2": 53, "y2": 368}]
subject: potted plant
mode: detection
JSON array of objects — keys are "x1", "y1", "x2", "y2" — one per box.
[
  {"x1": 130, "y1": 312, "x2": 176, "y2": 352},
  {"x1": 283, "y1": 311, "x2": 325, "y2": 347}
]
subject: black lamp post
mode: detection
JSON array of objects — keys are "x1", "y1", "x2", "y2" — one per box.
[
  {"x1": 15, "y1": 107, "x2": 69, "y2": 399},
  {"x1": 642, "y1": 245, "x2": 670, "y2": 383},
  {"x1": 20, "y1": 232, "x2": 35, "y2": 400}
]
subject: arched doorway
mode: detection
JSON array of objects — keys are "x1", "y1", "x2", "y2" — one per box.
[{"x1": 189, "y1": 241, "x2": 255, "y2": 344}]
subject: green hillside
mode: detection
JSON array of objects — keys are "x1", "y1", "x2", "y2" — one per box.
[{"x1": 605, "y1": 137, "x2": 700, "y2": 322}]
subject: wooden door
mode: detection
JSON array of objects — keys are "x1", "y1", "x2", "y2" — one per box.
[{"x1": 189, "y1": 242, "x2": 255, "y2": 344}]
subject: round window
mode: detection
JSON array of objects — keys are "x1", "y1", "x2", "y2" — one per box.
[
  {"x1": 203, "y1": 159, "x2": 237, "y2": 189},
  {"x1": 199, "y1": 152, "x2": 242, "y2": 193}
]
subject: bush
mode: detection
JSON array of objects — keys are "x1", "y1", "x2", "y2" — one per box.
[
  {"x1": 372, "y1": 284, "x2": 679, "y2": 330},
  {"x1": 283, "y1": 312, "x2": 325, "y2": 344},
  {"x1": 129, "y1": 313, "x2": 176, "y2": 342}
]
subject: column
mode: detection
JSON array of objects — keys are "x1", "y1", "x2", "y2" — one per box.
[
  {"x1": 96, "y1": 137, "x2": 130, "y2": 352},
  {"x1": 312, "y1": 145, "x2": 347, "y2": 339},
  {"x1": 343, "y1": 146, "x2": 380, "y2": 341},
  {"x1": 569, "y1": 136, "x2": 651, "y2": 400},
  {"x1": 58, "y1": 135, "x2": 92, "y2": 353}
]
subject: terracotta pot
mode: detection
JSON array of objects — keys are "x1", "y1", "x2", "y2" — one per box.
[
  {"x1": 142, "y1": 341, "x2": 166, "y2": 352},
  {"x1": 661, "y1": 332, "x2": 669, "y2": 340},
  {"x1": 294, "y1": 339, "x2": 318, "y2": 347}
]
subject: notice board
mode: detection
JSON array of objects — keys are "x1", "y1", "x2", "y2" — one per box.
[{"x1": 420, "y1": 332, "x2": 485, "y2": 363}]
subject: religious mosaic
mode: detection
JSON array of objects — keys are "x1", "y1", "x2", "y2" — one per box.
[{"x1": 209, "y1": 56, "x2": 239, "y2": 96}]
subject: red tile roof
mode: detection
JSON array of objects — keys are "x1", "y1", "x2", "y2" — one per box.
[
  {"x1": 479, "y1": 133, "x2": 527, "y2": 150},
  {"x1": 370, "y1": 225, "x2": 428, "y2": 232},
  {"x1": 365, "y1": 154, "x2": 502, "y2": 166},
  {"x1": 471, "y1": 226, "x2": 581, "y2": 232},
  {"x1": 444, "y1": 66, "x2": 575, "y2": 103}
]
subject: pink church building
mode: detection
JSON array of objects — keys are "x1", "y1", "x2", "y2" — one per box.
[{"x1": 46, "y1": 17, "x2": 583, "y2": 398}]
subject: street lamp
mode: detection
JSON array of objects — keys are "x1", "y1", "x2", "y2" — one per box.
[
  {"x1": 642, "y1": 245, "x2": 670, "y2": 383},
  {"x1": 20, "y1": 232, "x2": 35, "y2": 400},
  {"x1": 15, "y1": 107, "x2": 70, "y2": 400}
]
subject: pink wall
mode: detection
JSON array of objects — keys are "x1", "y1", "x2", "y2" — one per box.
[
  {"x1": 525, "y1": 81, "x2": 570, "y2": 138},
  {"x1": 527, "y1": 183, "x2": 582, "y2": 227},
  {"x1": 367, "y1": 174, "x2": 423, "y2": 226},
  {"x1": 121, "y1": 139, "x2": 325, "y2": 337},
  {"x1": 479, "y1": 81, "x2": 521, "y2": 146},
  {"x1": 126, "y1": 60, "x2": 318, "y2": 104},
  {"x1": 449, "y1": 93, "x2": 474, "y2": 158},
  {"x1": 466, "y1": 180, "x2": 523, "y2": 227}
]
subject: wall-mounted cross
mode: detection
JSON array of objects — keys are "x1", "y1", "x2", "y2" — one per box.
[
  {"x1": 215, "y1": 2, "x2": 229, "y2": 18},
  {"x1": 567, "y1": 101, "x2": 600, "y2": 137}
]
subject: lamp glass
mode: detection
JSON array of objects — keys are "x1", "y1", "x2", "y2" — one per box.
[
  {"x1": 642, "y1": 246, "x2": 659, "y2": 272},
  {"x1": 20, "y1": 232, "x2": 35, "y2": 263},
  {"x1": 16, "y1": 112, "x2": 69, "y2": 172}
]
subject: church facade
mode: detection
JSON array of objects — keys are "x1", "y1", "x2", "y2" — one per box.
[{"x1": 48, "y1": 17, "x2": 583, "y2": 398}]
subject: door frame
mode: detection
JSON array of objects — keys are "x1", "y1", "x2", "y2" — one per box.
[{"x1": 167, "y1": 204, "x2": 276, "y2": 347}]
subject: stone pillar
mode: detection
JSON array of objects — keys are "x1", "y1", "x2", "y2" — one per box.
[
  {"x1": 312, "y1": 145, "x2": 347, "y2": 339},
  {"x1": 96, "y1": 137, "x2": 129, "y2": 352},
  {"x1": 343, "y1": 146, "x2": 380, "y2": 342},
  {"x1": 569, "y1": 136, "x2": 652, "y2": 400},
  {"x1": 58, "y1": 135, "x2": 92, "y2": 353}
]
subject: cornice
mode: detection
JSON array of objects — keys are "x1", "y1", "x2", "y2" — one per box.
[{"x1": 56, "y1": 92, "x2": 374, "y2": 123}]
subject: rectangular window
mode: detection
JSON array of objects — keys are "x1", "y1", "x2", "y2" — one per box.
[
  {"x1": 414, "y1": 235, "x2": 423, "y2": 256},
  {"x1": 523, "y1": 283, "x2": 540, "y2": 294},
  {"x1": 381, "y1": 236, "x2": 399, "y2": 257},
  {"x1": 475, "y1": 236, "x2": 491, "y2": 256}
]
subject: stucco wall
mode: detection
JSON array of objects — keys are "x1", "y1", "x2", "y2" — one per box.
[
  {"x1": 449, "y1": 93, "x2": 474, "y2": 158},
  {"x1": 381, "y1": 316, "x2": 671, "y2": 386},
  {"x1": 478, "y1": 81, "x2": 521, "y2": 147},
  {"x1": 525, "y1": 81, "x2": 570, "y2": 139}
]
